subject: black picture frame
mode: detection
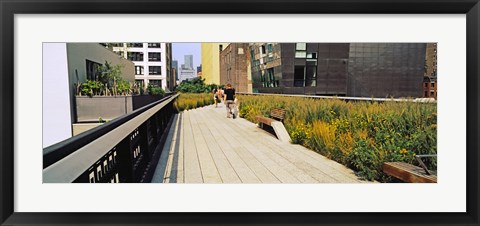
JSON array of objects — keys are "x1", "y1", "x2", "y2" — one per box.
[{"x1": 1, "y1": 0, "x2": 478, "y2": 225}]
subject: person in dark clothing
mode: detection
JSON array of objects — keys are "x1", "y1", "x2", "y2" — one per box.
[
  {"x1": 213, "y1": 87, "x2": 219, "y2": 107},
  {"x1": 223, "y1": 83, "x2": 236, "y2": 118}
]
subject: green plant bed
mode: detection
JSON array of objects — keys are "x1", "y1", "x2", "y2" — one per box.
[{"x1": 237, "y1": 94, "x2": 437, "y2": 182}]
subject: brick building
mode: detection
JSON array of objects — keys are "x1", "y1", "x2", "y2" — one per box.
[{"x1": 219, "y1": 43, "x2": 251, "y2": 93}]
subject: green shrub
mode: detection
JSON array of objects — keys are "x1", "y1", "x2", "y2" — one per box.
[
  {"x1": 175, "y1": 77, "x2": 216, "y2": 93},
  {"x1": 81, "y1": 80, "x2": 104, "y2": 97},
  {"x1": 147, "y1": 84, "x2": 165, "y2": 96}
]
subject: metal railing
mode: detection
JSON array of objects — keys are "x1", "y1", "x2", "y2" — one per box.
[
  {"x1": 43, "y1": 94, "x2": 179, "y2": 183},
  {"x1": 237, "y1": 92, "x2": 436, "y2": 103}
]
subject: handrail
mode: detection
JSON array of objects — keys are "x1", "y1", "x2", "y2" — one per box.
[
  {"x1": 236, "y1": 92, "x2": 436, "y2": 103},
  {"x1": 43, "y1": 93, "x2": 173, "y2": 168},
  {"x1": 43, "y1": 94, "x2": 179, "y2": 183}
]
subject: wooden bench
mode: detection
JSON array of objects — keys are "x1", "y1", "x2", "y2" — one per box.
[
  {"x1": 255, "y1": 108, "x2": 290, "y2": 143},
  {"x1": 256, "y1": 108, "x2": 287, "y2": 127},
  {"x1": 383, "y1": 155, "x2": 437, "y2": 183}
]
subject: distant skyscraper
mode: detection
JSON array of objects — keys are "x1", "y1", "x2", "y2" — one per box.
[
  {"x1": 184, "y1": 55, "x2": 193, "y2": 70},
  {"x1": 172, "y1": 60, "x2": 178, "y2": 80},
  {"x1": 179, "y1": 68, "x2": 196, "y2": 81}
]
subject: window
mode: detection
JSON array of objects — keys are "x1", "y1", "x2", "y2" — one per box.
[
  {"x1": 86, "y1": 60, "x2": 101, "y2": 81},
  {"x1": 305, "y1": 65, "x2": 317, "y2": 87},
  {"x1": 149, "y1": 66, "x2": 161, "y2": 75},
  {"x1": 149, "y1": 79, "x2": 162, "y2": 87},
  {"x1": 148, "y1": 43, "x2": 161, "y2": 48},
  {"x1": 148, "y1": 52, "x2": 161, "y2": 62},
  {"x1": 127, "y1": 52, "x2": 143, "y2": 61},
  {"x1": 294, "y1": 66, "x2": 305, "y2": 87},
  {"x1": 295, "y1": 51, "x2": 307, "y2": 58},
  {"x1": 265, "y1": 68, "x2": 277, "y2": 88},
  {"x1": 219, "y1": 45, "x2": 223, "y2": 52},
  {"x1": 267, "y1": 43, "x2": 273, "y2": 52},
  {"x1": 135, "y1": 66, "x2": 144, "y2": 75},
  {"x1": 296, "y1": 43, "x2": 306, "y2": 50},
  {"x1": 261, "y1": 45, "x2": 266, "y2": 54},
  {"x1": 135, "y1": 79, "x2": 144, "y2": 88},
  {"x1": 114, "y1": 51, "x2": 124, "y2": 57},
  {"x1": 111, "y1": 43, "x2": 124, "y2": 47},
  {"x1": 431, "y1": 82, "x2": 435, "y2": 87},
  {"x1": 127, "y1": 43, "x2": 143, "y2": 48},
  {"x1": 295, "y1": 43, "x2": 307, "y2": 58}
]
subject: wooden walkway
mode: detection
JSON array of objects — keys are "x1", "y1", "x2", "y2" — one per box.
[{"x1": 152, "y1": 103, "x2": 368, "y2": 183}]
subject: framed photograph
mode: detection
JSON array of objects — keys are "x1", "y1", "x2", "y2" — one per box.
[{"x1": 1, "y1": 0, "x2": 478, "y2": 225}]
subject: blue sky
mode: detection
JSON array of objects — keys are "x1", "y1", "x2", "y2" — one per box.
[{"x1": 172, "y1": 43, "x2": 201, "y2": 72}]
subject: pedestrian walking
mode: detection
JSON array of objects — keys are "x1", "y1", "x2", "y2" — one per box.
[
  {"x1": 213, "y1": 87, "x2": 219, "y2": 107},
  {"x1": 223, "y1": 83, "x2": 236, "y2": 118}
]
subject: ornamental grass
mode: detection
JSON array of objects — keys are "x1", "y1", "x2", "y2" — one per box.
[
  {"x1": 174, "y1": 93, "x2": 214, "y2": 112},
  {"x1": 237, "y1": 95, "x2": 437, "y2": 182}
]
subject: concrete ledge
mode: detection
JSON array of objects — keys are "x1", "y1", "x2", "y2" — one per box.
[{"x1": 271, "y1": 121, "x2": 291, "y2": 143}]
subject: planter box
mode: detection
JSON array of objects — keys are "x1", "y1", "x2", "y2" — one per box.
[{"x1": 75, "y1": 95, "x2": 164, "y2": 123}]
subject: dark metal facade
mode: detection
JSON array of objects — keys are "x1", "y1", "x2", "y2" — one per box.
[
  {"x1": 251, "y1": 43, "x2": 427, "y2": 98},
  {"x1": 347, "y1": 43, "x2": 426, "y2": 98}
]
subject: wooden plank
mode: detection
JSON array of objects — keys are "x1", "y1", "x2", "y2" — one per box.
[
  {"x1": 182, "y1": 111, "x2": 203, "y2": 183},
  {"x1": 383, "y1": 162, "x2": 437, "y2": 183},
  {"x1": 189, "y1": 110, "x2": 223, "y2": 183},
  {"x1": 152, "y1": 113, "x2": 179, "y2": 183},
  {"x1": 224, "y1": 115, "x2": 334, "y2": 183},
  {"x1": 208, "y1": 109, "x2": 313, "y2": 183},
  {"x1": 202, "y1": 107, "x2": 300, "y2": 183},
  {"x1": 196, "y1": 107, "x2": 271, "y2": 183},
  {"x1": 165, "y1": 113, "x2": 184, "y2": 183},
  {"x1": 287, "y1": 143, "x2": 365, "y2": 182},
  {"x1": 196, "y1": 118, "x2": 242, "y2": 183},
  {"x1": 231, "y1": 113, "x2": 364, "y2": 183},
  {"x1": 175, "y1": 113, "x2": 185, "y2": 183},
  {"x1": 197, "y1": 106, "x2": 261, "y2": 183},
  {"x1": 271, "y1": 108, "x2": 286, "y2": 120},
  {"x1": 256, "y1": 116, "x2": 273, "y2": 125}
]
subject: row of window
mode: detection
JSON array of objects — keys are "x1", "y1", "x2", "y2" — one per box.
[
  {"x1": 136, "y1": 79, "x2": 163, "y2": 87},
  {"x1": 127, "y1": 52, "x2": 162, "y2": 62},
  {"x1": 109, "y1": 43, "x2": 162, "y2": 48},
  {"x1": 126, "y1": 43, "x2": 162, "y2": 48},
  {"x1": 135, "y1": 66, "x2": 162, "y2": 75}
]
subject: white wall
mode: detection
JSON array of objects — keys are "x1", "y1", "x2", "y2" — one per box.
[
  {"x1": 42, "y1": 43, "x2": 72, "y2": 148},
  {"x1": 125, "y1": 43, "x2": 167, "y2": 90}
]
